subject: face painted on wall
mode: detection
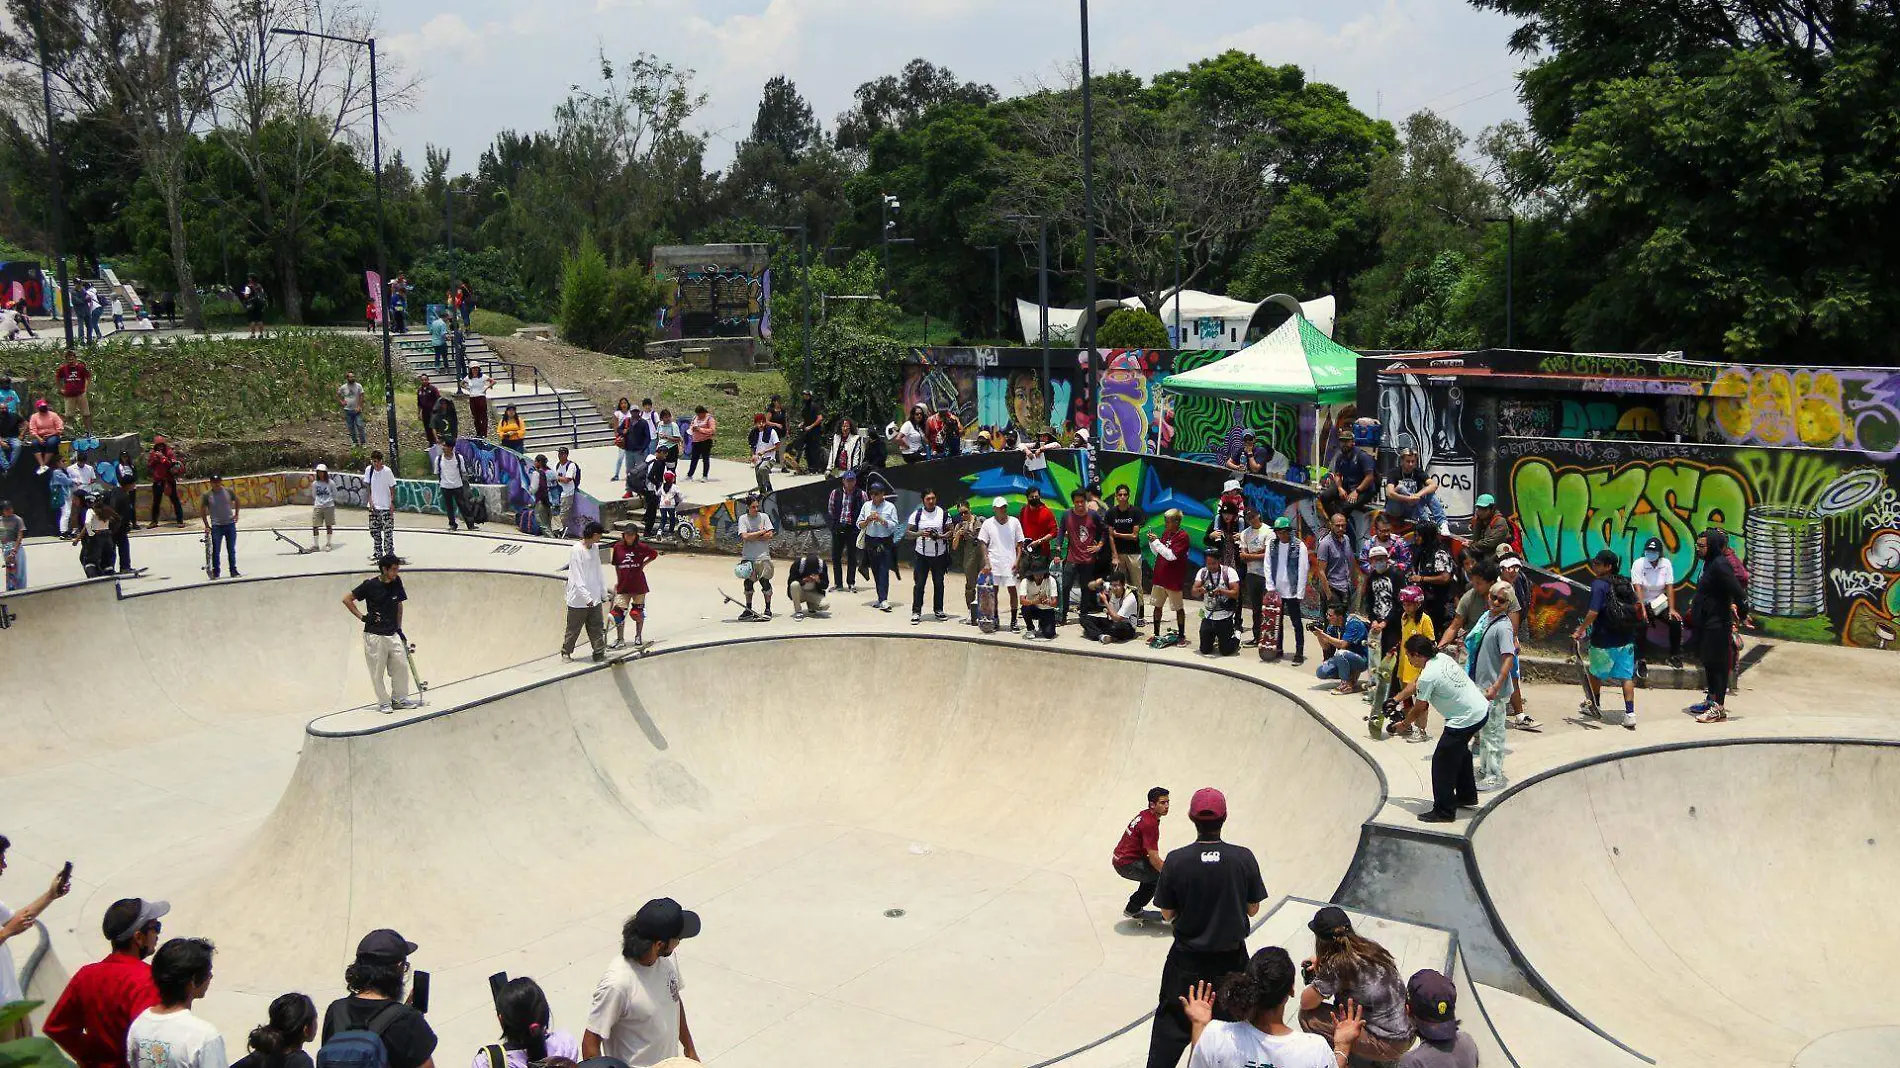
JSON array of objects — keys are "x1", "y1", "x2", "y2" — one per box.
[{"x1": 1009, "y1": 371, "x2": 1048, "y2": 433}]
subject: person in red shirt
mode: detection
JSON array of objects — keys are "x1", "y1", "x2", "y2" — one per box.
[
  {"x1": 145, "y1": 436, "x2": 185, "y2": 526},
  {"x1": 43, "y1": 897, "x2": 167, "y2": 1068},
  {"x1": 1060, "y1": 487, "x2": 1106, "y2": 623},
  {"x1": 1147, "y1": 508, "x2": 1192, "y2": 643},
  {"x1": 54, "y1": 352, "x2": 92, "y2": 434},
  {"x1": 610, "y1": 526, "x2": 660, "y2": 649},
  {"x1": 1112, "y1": 787, "x2": 1170, "y2": 920},
  {"x1": 1017, "y1": 485, "x2": 1058, "y2": 572}
]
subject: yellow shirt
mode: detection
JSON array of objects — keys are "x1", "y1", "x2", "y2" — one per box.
[
  {"x1": 497, "y1": 415, "x2": 527, "y2": 443},
  {"x1": 1397, "y1": 612, "x2": 1436, "y2": 683}
]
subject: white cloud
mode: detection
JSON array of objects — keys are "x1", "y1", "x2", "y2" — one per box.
[{"x1": 376, "y1": 0, "x2": 1530, "y2": 171}]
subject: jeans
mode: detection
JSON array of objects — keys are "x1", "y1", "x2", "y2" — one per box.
[
  {"x1": 113, "y1": 528, "x2": 132, "y2": 573},
  {"x1": 563, "y1": 604, "x2": 605, "y2": 658},
  {"x1": 688, "y1": 439, "x2": 713, "y2": 479},
  {"x1": 1148, "y1": 944, "x2": 1250, "y2": 1068},
  {"x1": 912, "y1": 552, "x2": 948, "y2": 615},
  {"x1": 1478, "y1": 695, "x2": 1510, "y2": 781},
  {"x1": 1430, "y1": 719, "x2": 1484, "y2": 817},
  {"x1": 433, "y1": 344, "x2": 448, "y2": 372},
  {"x1": 1317, "y1": 649, "x2": 1369, "y2": 681},
  {"x1": 1024, "y1": 604, "x2": 1057, "y2": 638},
  {"x1": 534, "y1": 501, "x2": 554, "y2": 538},
  {"x1": 150, "y1": 479, "x2": 183, "y2": 524},
  {"x1": 1242, "y1": 572, "x2": 1265, "y2": 639},
  {"x1": 344, "y1": 409, "x2": 366, "y2": 444},
  {"x1": 865, "y1": 536, "x2": 893, "y2": 602},
  {"x1": 362, "y1": 632, "x2": 411, "y2": 705},
  {"x1": 1386, "y1": 493, "x2": 1447, "y2": 530},
  {"x1": 831, "y1": 526, "x2": 860, "y2": 589},
  {"x1": 1115, "y1": 859, "x2": 1160, "y2": 913},
  {"x1": 1273, "y1": 596, "x2": 1306, "y2": 659},
  {"x1": 1060, "y1": 559, "x2": 1098, "y2": 620},
  {"x1": 755, "y1": 463, "x2": 773, "y2": 497},
  {"x1": 207, "y1": 522, "x2": 238, "y2": 575}
]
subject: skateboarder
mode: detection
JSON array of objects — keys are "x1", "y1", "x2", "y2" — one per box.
[
  {"x1": 978, "y1": 496, "x2": 1024, "y2": 631},
  {"x1": 200, "y1": 475, "x2": 240, "y2": 578},
  {"x1": 562, "y1": 522, "x2": 610, "y2": 661},
  {"x1": 363, "y1": 452, "x2": 397, "y2": 560},
  {"x1": 1112, "y1": 787, "x2": 1169, "y2": 919},
  {"x1": 1572, "y1": 548, "x2": 1639, "y2": 729},
  {"x1": 1237, "y1": 510, "x2": 1269, "y2": 645},
  {"x1": 1393, "y1": 587, "x2": 1437, "y2": 742},
  {"x1": 310, "y1": 464, "x2": 336, "y2": 550},
  {"x1": 1389, "y1": 636, "x2": 1491, "y2": 824},
  {"x1": 343, "y1": 555, "x2": 416, "y2": 713},
  {"x1": 610, "y1": 526, "x2": 659, "y2": 649},
  {"x1": 736, "y1": 495, "x2": 775, "y2": 620},
  {"x1": 1147, "y1": 509, "x2": 1191, "y2": 645},
  {"x1": 1263, "y1": 517, "x2": 1309, "y2": 664}
]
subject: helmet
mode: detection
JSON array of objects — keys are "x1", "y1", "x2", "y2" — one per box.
[
  {"x1": 734, "y1": 559, "x2": 755, "y2": 581},
  {"x1": 1399, "y1": 585, "x2": 1425, "y2": 604},
  {"x1": 663, "y1": 470, "x2": 676, "y2": 482},
  {"x1": 885, "y1": 422, "x2": 900, "y2": 440}
]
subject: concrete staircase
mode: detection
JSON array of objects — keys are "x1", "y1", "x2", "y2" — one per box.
[{"x1": 390, "y1": 330, "x2": 616, "y2": 453}]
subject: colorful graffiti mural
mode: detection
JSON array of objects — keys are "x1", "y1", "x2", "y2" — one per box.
[
  {"x1": 654, "y1": 244, "x2": 769, "y2": 341},
  {"x1": 1097, "y1": 350, "x2": 1158, "y2": 453},
  {"x1": 901, "y1": 360, "x2": 979, "y2": 428},
  {"x1": 1166, "y1": 347, "x2": 1300, "y2": 463},
  {"x1": 1501, "y1": 438, "x2": 1897, "y2": 650},
  {"x1": 1708, "y1": 365, "x2": 1900, "y2": 459}
]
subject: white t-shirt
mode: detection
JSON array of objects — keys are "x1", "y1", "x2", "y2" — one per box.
[
  {"x1": 363, "y1": 464, "x2": 397, "y2": 510},
  {"x1": 978, "y1": 515, "x2": 1024, "y2": 575},
  {"x1": 556, "y1": 461, "x2": 581, "y2": 491},
  {"x1": 1017, "y1": 575, "x2": 1057, "y2": 603},
  {"x1": 751, "y1": 427, "x2": 780, "y2": 466},
  {"x1": 127, "y1": 1007, "x2": 229, "y2": 1068},
  {"x1": 738, "y1": 511, "x2": 774, "y2": 562},
  {"x1": 584, "y1": 953, "x2": 685, "y2": 1067},
  {"x1": 467, "y1": 1029, "x2": 580, "y2": 1068},
  {"x1": 436, "y1": 450, "x2": 465, "y2": 489},
  {"x1": 1239, "y1": 524, "x2": 1270, "y2": 576},
  {"x1": 1196, "y1": 565, "x2": 1241, "y2": 619},
  {"x1": 1631, "y1": 556, "x2": 1675, "y2": 602},
  {"x1": 908, "y1": 506, "x2": 949, "y2": 558},
  {"x1": 898, "y1": 421, "x2": 926, "y2": 456},
  {"x1": 1193, "y1": 1020, "x2": 1335, "y2": 1068},
  {"x1": 1105, "y1": 590, "x2": 1140, "y2": 619},
  {"x1": 461, "y1": 375, "x2": 491, "y2": 397}
]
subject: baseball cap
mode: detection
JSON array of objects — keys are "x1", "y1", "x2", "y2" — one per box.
[
  {"x1": 992, "y1": 496, "x2": 1009, "y2": 509},
  {"x1": 354, "y1": 928, "x2": 418, "y2": 964},
  {"x1": 842, "y1": 470, "x2": 858, "y2": 481},
  {"x1": 1399, "y1": 585, "x2": 1424, "y2": 604},
  {"x1": 1475, "y1": 493, "x2": 1497, "y2": 508},
  {"x1": 315, "y1": 463, "x2": 328, "y2": 473},
  {"x1": 1498, "y1": 554, "x2": 1522, "y2": 569},
  {"x1": 1273, "y1": 517, "x2": 1292, "y2": 530},
  {"x1": 1407, "y1": 969, "x2": 1460, "y2": 1043},
  {"x1": 1644, "y1": 536, "x2": 1663, "y2": 553},
  {"x1": 663, "y1": 470, "x2": 676, "y2": 481},
  {"x1": 1307, "y1": 905, "x2": 1353, "y2": 938},
  {"x1": 103, "y1": 898, "x2": 170, "y2": 943},
  {"x1": 631, "y1": 897, "x2": 702, "y2": 941},
  {"x1": 1593, "y1": 548, "x2": 1620, "y2": 568},
  {"x1": 1188, "y1": 787, "x2": 1227, "y2": 820},
  {"x1": 1368, "y1": 544, "x2": 1390, "y2": 558},
  {"x1": 1222, "y1": 479, "x2": 1241, "y2": 493}
]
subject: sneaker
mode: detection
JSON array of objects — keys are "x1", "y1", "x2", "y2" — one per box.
[
  {"x1": 1668, "y1": 655, "x2": 1684, "y2": 669},
  {"x1": 1101, "y1": 635, "x2": 1114, "y2": 645},
  {"x1": 230, "y1": 570, "x2": 241, "y2": 578},
  {"x1": 1404, "y1": 727, "x2": 1425, "y2": 743},
  {"x1": 911, "y1": 613, "x2": 922, "y2": 624},
  {"x1": 1683, "y1": 700, "x2": 1714, "y2": 716},
  {"x1": 377, "y1": 702, "x2": 393, "y2": 714},
  {"x1": 1476, "y1": 775, "x2": 1506, "y2": 792},
  {"x1": 1008, "y1": 621, "x2": 1020, "y2": 632},
  {"x1": 1621, "y1": 715, "x2": 1637, "y2": 731},
  {"x1": 1509, "y1": 713, "x2": 1540, "y2": 730},
  {"x1": 1634, "y1": 659, "x2": 1648, "y2": 679},
  {"x1": 1417, "y1": 811, "x2": 1456, "y2": 824},
  {"x1": 621, "y1": 491, "x2": 634, "y2": 499},
  {"x1": 1695, "y1": 706, "x2": 1728, "y2": 724},
  {"x1": 762, "y1": 609, "x2": 774, "y2": 619},
  {"x1": 1290, "y1": 655, "x2": 1306, "y2": 666},
  {"x1": 393, "y1": 697, "x2": 421, "y2": 710},
  {"x1": 560, "y1": 652, "x2": 573, "y2": 662},
  {"x1": 793, "y1": 610, "x2": 806, "y2": 620},
  {"x1": 847, "y1": 585, "x2": 859, "y2": 594},
  {"x1": 608, "y1": 638, "x2": 625, "y2": 649},
  {"x1": 878, "y1": 601, "x2": 892, "y2": 612},
  {"x1": 1122, "y1": 909, "x2": 1144, "y2": 920},
  {"x1": 35, "y1": 465, "x2": 47, "y2": 474},
  {"x1": 1579, "y1": 702, "x2": 1603, "y2": 720},
  {"x1": 737, "y1": 608, "x2": 759, "y2": 621},
  {"x1": 1021, "y1": 630, "x2": 1037, "y2": 641},
  {"x1": 934, "y1": 612, "x2": 949, "y2": 621}
]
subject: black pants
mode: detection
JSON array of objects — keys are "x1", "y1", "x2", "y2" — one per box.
[
  {"x1": 1274, "y1": 597, "x2": 1306, "y2": 658},
  {"x1": 912, "y1": 553, "x2": 948, "y2": 615},
  {"x1": 442, "y1": 486, "x2": 469, "y2": 529},
  {"x1": 1148, "y1": 943, "x2": 1249, "y2": 1068},
  {"x1": 831, "y1": 526, "x2": 860, "y2": 589},
  {"x1": 1242, "y1": 573, "x2": 1265, "y2": 639},
  {"x1": 1199, "y1": 615, "x2": 1238, "y2": 656},
  {"x1": 1024, "y1": 604, "x2": 1057, "y2": 638},
  {"x1": 1641, "y1": 607, "x2": 1683, "y2": 662},
  {"x1": 1082, "y1": 615, "x2": 1136, "y2": 643},
  {"x1": 641, "y1": 491, "x2": 660, "y2": 535},
  {"x1": 1430, "y1": 717, "x2": 1484, "y2": 818},
  {"x1": 150, "y1": 480, "x2": 183, "y2": 525},
  {"x1": 1116, "y1": 859, "x2": 1160, "y2": 913},
  {"x1": 688, "y1": 439, "x2": 713, "y2": 479},
  {"x1": 1060, "y1": 559, "x2": 1097, "y2": 620},
  {"x1": 113, "y1": 528, "x2": 132, "y2": 572},
  {"x1": 1699, "y1": 623, "x2": 1733, "y2": 701}
]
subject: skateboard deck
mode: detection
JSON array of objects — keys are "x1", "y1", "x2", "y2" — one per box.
[
  {"x1": 1367, "y1": 651, "x2": 1400, "y2": 738},
  {"x1": 399, "y1": 630, "x2": 429, "y2": 692},
  {"x1": 977, "y1": 574, "x2": 998, "y2": 634},
  {"x1": 274, "y1": 529, "x2": 318, "y2": 554},
  {"x1": 1573, "y1": 637, "x2": 1601, "y2": 718},
  {"x1": 1258, "y1": 588, "x2": 1283, "y2": 661},
  {"x1": 719, "y1": 589, "x2": 771, "y2": 623}
]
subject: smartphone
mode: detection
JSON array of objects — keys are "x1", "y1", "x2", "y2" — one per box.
[
  {"x1": 58, "y1": 861, "x2": 73, "y2": 889},
  {"x1": 409, "y1": 970, "x2": 431, "y2": 1014},
  {"x1": 487, "y1": 972, "x2": 509, "y2": 1008}
]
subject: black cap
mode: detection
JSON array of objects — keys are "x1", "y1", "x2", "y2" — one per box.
[
  {"x1": 355, "y1": 928, "x2": 418, "y2": 964},
  {"x1": 1593, "y1": 548, "x2": 1620, "y2": 568},
  {"x1": 1407, "y1": 969, "x2": 1460, "y2": 1042},
  {"x1": 631, "y1": 898, "x2": 701, "y2": 941},
  {"x1": 1643, "y1": 536, "x2": 1664, "y2": 553},
  {"x1": 1307, "y1": 905, "x2": 1352, "y2": 938}
]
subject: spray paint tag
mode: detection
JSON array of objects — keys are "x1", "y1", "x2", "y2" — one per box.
[{"x1": 1813, "y1": 468, "x2": 1886, "y2": 518}]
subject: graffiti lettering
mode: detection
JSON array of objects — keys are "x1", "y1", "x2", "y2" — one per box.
[
  {"x1": 1830, "y1": 568, "x2": 1889, "y2": 600},
  {"x1": 1511, "y1": 457, "x2": 1752, "y2": 577},
  {"x1": 1711, "y1": 366, "x2": 1900, "y2": 459},
  {"x1": 1864, "y1": 490, "x2": 1900, "y2": 532}
]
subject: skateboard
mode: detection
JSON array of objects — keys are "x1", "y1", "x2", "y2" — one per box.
[
  {"x1": 398, "y1": 629, "x2": 429, "y2": 692},
  {"x1": 201, "y1": 533, "x2": 213, "y2": 575},
  {"x1": 719, "y1": 588, "x2": 771, "y2": 623},
  {"x1": 1366, "y1": 651, "x2": 1399, "y2": 738},
  {"x1": 273, "y1": 529, "x2": 318, "y2": 555},
  {"x1": 605, "y1": 639, "x2": 658, "y2": 662},
  {"x1": 1258, "y1": 588, "x2": 1283, "y2": 661},
  {"x1": 1572, "y1": 637, "x2": 1602, "y2": 721},
  {"x1": 976, "y1": 573, "x2": 998, "y2": 634},
  {"x1": 0, "y1": 602, "x2": 17, "y2": 629},
  {"x1": 1147, "y1": 630, "x2": 1185, "y2": 650}
]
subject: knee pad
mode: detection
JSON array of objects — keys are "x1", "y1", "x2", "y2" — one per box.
[{"x1": 610, "y1": 607, "x2": 626, "y2": 625}]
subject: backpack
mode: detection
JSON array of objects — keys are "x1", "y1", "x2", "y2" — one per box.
[
  {"x1": 1601, "y1": 575, "x2": 1641, "y2": 633},
  {"x1": 317, "y1": 1001, "x2": 403, "y2": 1068},
  {"x1": 464, "y1": 487, "x2": 490, "y2": 525}
]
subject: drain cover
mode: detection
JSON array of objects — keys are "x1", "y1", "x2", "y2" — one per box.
[{"x1": 884, "y1": 908, "x2": 906, "y2": 918}]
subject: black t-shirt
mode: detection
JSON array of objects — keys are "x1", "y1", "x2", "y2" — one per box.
[
  {"x1": 320, "y1": 997, "x2": 436, "y2": 1068},
  {"x1": 1153, "y1": 838, "x2": 1268, "y2": 953},
  {"x1": 233, "y1": 1050, "x2": 314, "y2": 1068},
  {"x1": 352, "y1": 576, "x2": 407, "y2": 636},
  {"x1": 1108, "y1": 504, "x2": 1141, "y2": 549},
  {"x1": 0, "y1": 408, "x2": 19, "y2": 437}
]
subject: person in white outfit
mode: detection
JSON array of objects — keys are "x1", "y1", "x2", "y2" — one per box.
[
  {"x1": 343, "y1": 555, "x2": 415, "y2": 713},
  {"x1": 978, "y1": 496, "x2": 1025, "y2": 631},
  {"x1": 563, "y1": 522, "x2": 610, "y2": 662},
  {"x1": 1264, "y1": 517, "x2": 1312, "y2": 664},
  {"x1": 362, "y1": 452, "x2": 398, "y2": 560}
]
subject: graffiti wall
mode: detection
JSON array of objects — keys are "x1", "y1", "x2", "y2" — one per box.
[
  {"x1": 1707, "y1": 365, "x2": 1900, "y2": 458},
  {"x1": 1500, "y1": 437, "x2": 1898, "y2": 650},
  {"x1": 653, "y1": 244, "x2": 769, "y2": 341},
  {"x1": 1165, "y1": 347, "x2": 1303, "y2": 464}
]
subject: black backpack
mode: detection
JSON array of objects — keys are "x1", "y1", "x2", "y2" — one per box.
[
  {"x1": 316, "y1": 1001, "x2": 403, "y2": 1068},
  {"x1": 1601, "y1": 575, "x2": 1641, "y2": 632}
]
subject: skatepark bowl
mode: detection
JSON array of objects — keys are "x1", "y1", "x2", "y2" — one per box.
[
  {"x1": 1470, "y1": 740, "x2": 1900, "y2": 1068},
  {"x1": 4, "y1": 571, "x2": 1383, "y2": 1068}
]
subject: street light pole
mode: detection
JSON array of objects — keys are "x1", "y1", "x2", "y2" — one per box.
[
  {"x1": 1079, "y1": 0, "x2": 1100, "y2": 459},
  {"x1": 976, "y1": 245, "x2": 999, "y2": 339},
  {"x1": 273, "y1": 26, "x2": 395, "y2": 469},
  {"x1": 770, "y1": 224, "x2": 812, "y2": 393},
  {"x1": 32, "y1": 0, "x2": 76, "y2": 348}
]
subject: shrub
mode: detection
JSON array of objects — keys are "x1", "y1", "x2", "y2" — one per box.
[{"x1": 1096, "y1": 307, "x2": 1170, "y2": 349}]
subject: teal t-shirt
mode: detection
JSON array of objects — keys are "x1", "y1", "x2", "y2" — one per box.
[
  {"x1": 429, "y1": 317, "x2": 448, "y2": 346},
  {"x1": 1415, "y1": 654, "x2": 1491, "y2": 729}
]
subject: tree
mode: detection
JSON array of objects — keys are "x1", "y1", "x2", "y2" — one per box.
[
  {"x1": 769, "y1": 248, "x2": 901, "y2": 421},
  {"x1": 748, "y1": 75, "x2": 820, "y2": 159},
  {"x1": 1096, "y1": 307, "x2": 1168, "y2": 349},
  {"x1": 834, "y1": 58, "x2": 997, "y2": 152},
  {"x1": 722, "y1": 76, "x2": 852, "y2": 247},
  {"x1": 557, "y1": 232, "x2": 666, "y2": 354}
]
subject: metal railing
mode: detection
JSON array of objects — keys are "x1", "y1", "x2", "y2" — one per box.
[{"x1": 396, "y1": 334, "x2": 588, "y2": 450}]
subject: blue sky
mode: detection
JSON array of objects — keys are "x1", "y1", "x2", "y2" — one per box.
[{"x1": 377, "y1": 0, "x2": 1531, "y2": 174}]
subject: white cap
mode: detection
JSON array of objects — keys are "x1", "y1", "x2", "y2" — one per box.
[
  {"x1": 1499, "y1": 554, "x2": 1523, "y2": 569},
  {"x1": 1223, "y1": 479, "x2": 1241, "y2": 493},
  {"x1": 1368, "y1": 544, "x2": 1390, "y2": 558},
  {"x1": 315, "y1": 463, "x2": 328, "y2": 472},
  {"x1": 992, "y1": 496, "x2": 1009, "y2": 509}
]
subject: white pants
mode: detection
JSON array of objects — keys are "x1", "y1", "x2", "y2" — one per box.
[{"x1": 363, "y1": 633, "x2": 411, "y2": 705}]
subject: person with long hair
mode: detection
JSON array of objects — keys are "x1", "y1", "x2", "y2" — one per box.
[
  {"x1": 1389, "y1": 634, "x2": 1491, "y2": 824},
  {"x1": 1687, "y1": 528, "x2": 1745, "y2": 723},
  {"x1": 1298, "y1": 906, "x2": 1415, "y2": 1061},
  {"x1": 233, "y1": 993, "x2": 317, "y2": 1068},
  {"x1": 1180, "y1": 946, "x2": 1362, "y2": 1068},
  {"x1": 686, "y1": 406, "x2": 716, "y2": 482},
  {"x1": 609, "y1": 399, "x2": 634, "y2": 481},
  {"x1": 473, "y1": 978, "x2": 578, "y2": 1068},
  {"x1": 829, "y1": 416, "x2": 865, "y2": 476}
]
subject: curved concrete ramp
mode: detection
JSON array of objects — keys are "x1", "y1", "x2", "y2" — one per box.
[
  {"x1": 1470, "y1": 741, "x2": 1900, "y2": 1068},
  {"x1": 189, "y1": 636, "x2": 1382, "y2": 1067}
]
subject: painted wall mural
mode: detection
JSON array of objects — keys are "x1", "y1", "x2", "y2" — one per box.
[
  {"x1": 901, "y1": 360, "x2": 979, "y2": 429},
  {"x1": 653, "y1": 244, "x2": 770, "y2": 341},
  {"x1": 1500, "y1": 438, "x2": 1897, "y2": 650},
  {"x1": 1708, "y1": 365, "x2": 1900, "y2": 458}
]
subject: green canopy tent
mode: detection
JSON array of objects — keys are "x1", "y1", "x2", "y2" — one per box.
[{"x1": 1156, "y1": 314, "x2": 1361, "y2": 469}]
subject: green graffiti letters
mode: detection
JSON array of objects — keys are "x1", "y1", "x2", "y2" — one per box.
[{"x1": 1511, "y1": 458, "x2": 1753, "y2": 576}]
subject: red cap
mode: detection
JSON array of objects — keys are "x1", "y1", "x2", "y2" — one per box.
[{"x1": 1189, "y1": 787, "x2": 1227, "y2": 820}]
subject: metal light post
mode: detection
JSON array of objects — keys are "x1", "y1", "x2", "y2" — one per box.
[
  {"x1": 1004, "y1": 214, "x2": 1051, "y2": 406},
  {"x1": 976, "y1": 245, "x2": 999, "y2": 339},
  {"x1": 878, "y1": 194, "x2": 913, "y2": 298},
  {"x1": 1172, "y1": 232, "x2": 1183, "y2": 348},
  {"x1": 31, "y1": 0, "x2": 76, "y2": 347},
  {"x1": 770, "y1": 224, "x2": 812, "y2": 393},
  {"x1": 1079, "y1": 0, "x2": 1101, "y2": 461},
  {"x1": 272, "y1": 26, "x2": 396, "y2": 469},
  {"x1": 1484, "y1": 211, "x2": 1516, "y2": 348}
]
